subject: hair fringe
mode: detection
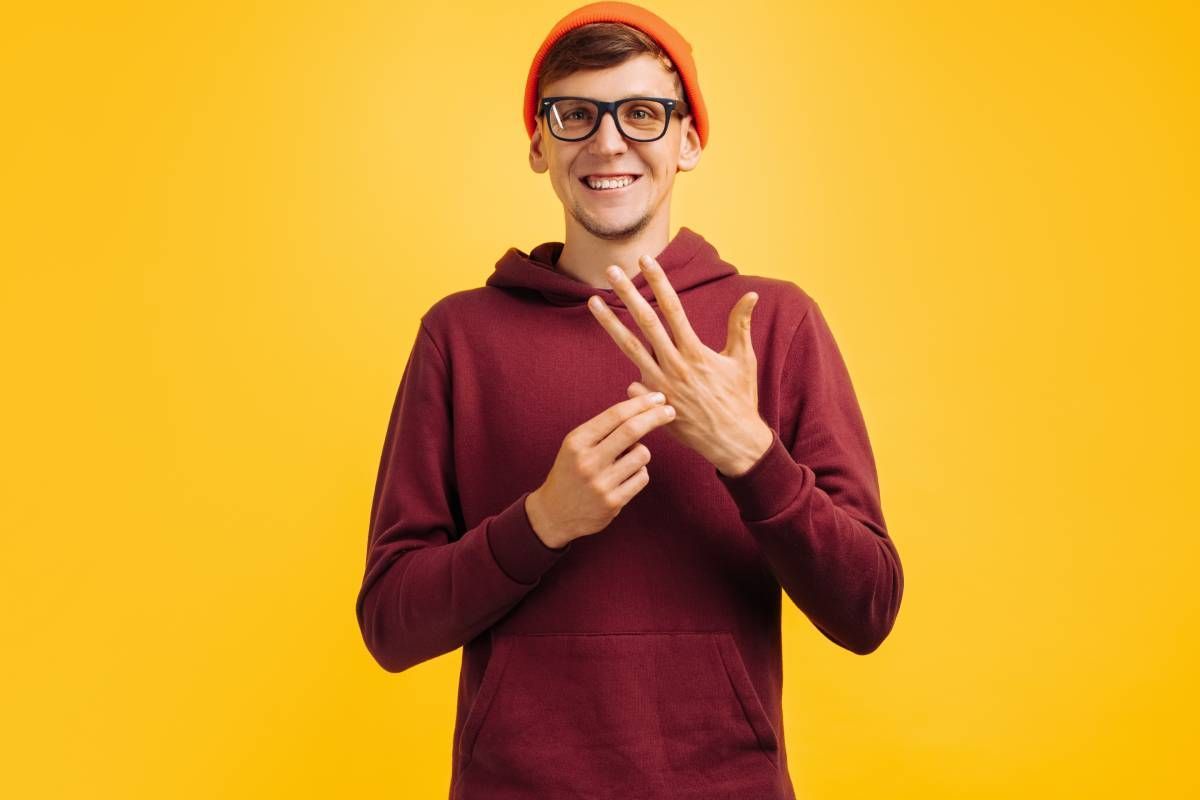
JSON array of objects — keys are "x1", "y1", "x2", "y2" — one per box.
[{"x1": 537, "y1": 23, "x2": 690, "y2": 118}]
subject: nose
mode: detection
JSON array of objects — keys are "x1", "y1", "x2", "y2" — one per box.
[{"x1": 587, "y1": 111, "x2": 628, "y2": 156}]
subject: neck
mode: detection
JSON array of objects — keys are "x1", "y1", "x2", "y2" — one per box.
[{"x1": 554, "y1": 212, "x2": 672, "y2": 289}]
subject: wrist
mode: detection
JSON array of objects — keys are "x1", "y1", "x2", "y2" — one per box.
[
  {"x1": 717, "y1": 420, "x2": 775, "y2": 478},
  {"x1": 525, "y1": 489, "x2": 568, "y2": 550}
]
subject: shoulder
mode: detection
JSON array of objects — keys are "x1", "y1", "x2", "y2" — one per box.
[
  {"x1": 718, "y1": 271, "x2": 818, "y2": 331},
  {"x1": 418, "y1": 287, "x2": 496, "y2": 342}
]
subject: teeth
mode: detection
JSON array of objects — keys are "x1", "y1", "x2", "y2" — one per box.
[{"x1": 586, "y1": 175, "x2": 635, "y2": 189}]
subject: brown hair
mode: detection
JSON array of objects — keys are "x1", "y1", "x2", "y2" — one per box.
[{"x1": 537, "y1": 22, "x2": 691, "y2": 119}]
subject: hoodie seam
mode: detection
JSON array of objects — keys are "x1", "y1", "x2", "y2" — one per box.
[
  {"x1": 784, "y1": 302, "x2": 814, "y2": 363},
  {"x1": 419, "y1": 318, "x2": 449, "y2": 371},
  {"x1": 417, "y1": 317, "x2": 465, "y2": 541},
  {"x1": 780, "y1": 300, "x2": 815, "y2": 452}
]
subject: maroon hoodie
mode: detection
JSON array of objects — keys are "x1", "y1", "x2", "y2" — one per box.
[{"x1": 356, "y1": 226, "x2": 904, "y2": 799}]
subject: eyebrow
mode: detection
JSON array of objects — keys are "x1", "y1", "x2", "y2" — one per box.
[{"x1": 557, "y1": 90, "x2": 666, "y2": 99}]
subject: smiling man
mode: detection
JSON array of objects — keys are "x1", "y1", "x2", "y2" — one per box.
[
  {"x1": 529, "y1": 40, "x2": 700, "y2": 277},
  {"x1": 355, "y1": 3, "x2": 905, "y2": 799}
]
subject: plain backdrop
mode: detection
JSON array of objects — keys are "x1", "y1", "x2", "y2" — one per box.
[{"x1": 2, "y1": 1, "x2": 1197, "y2": 797}]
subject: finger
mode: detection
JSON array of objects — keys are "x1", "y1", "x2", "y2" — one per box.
[
  {"x1": 588, "y1": 294, "x2": 668, "y2": 384},
  {"x1": 603, "y1": 442, "x2": 651, "y2": 492},
  {"x1": 602, "y1": 264, "x2": 687, "y2": 374},
  {"x1": 574, "y1": 388, "x2": 666, "y2": 447},
  {"x1": 724, "y1": 292, "x2": 759, "y2": 358},
  {"x1": 609, "y1": 463, "x2": 651, "y2": 508},
  {"x1": 637, "y1": 254, "x2": 708, "y2": 359},
  {"x1": 626, "y1": 380, "x2": 653, "y2": 399},
  {"x1": 595, "y1": 401, "x2": 676, "y2": 465}
]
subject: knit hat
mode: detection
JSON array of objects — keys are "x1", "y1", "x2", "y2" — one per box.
[{"x1": 523, "y1": 1, "x2": 709, "y2": 149}]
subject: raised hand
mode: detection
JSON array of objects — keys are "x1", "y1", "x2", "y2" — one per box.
[{"x1": 587, "y1": 253, "x2": 774, "y2": 477}]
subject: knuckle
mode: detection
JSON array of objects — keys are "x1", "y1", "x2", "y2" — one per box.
[{"x1": 573, "y1": 454, "x2": 594, "y2": 479}]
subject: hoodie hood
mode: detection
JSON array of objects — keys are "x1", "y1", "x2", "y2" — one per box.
[{"x1": 486, "y1": 226, "x2": 738, "y2": 308}]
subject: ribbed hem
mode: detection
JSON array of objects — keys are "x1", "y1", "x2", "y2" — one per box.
[
  {"x1": 486, "y1": 491, "x2": 572, "y2": 585},
  {"x1": 715, "y1": 427, "x2": 810, "y2": 522}
]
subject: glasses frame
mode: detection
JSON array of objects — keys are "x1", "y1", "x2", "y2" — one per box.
[{"x1": 539, "y1": 96, "x2": 682, "y2": 143}]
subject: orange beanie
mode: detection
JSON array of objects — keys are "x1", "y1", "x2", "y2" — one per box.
[{"x1": 523, "y1": 1, "x2": 709, "y2": 149}]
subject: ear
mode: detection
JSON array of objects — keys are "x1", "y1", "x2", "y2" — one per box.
[
  {"x1": 529, "y1": 120, "x2": 550, "y2": 174},
  {"x1": 675, "y1": 115, "x2": 702, "y2": 173}
]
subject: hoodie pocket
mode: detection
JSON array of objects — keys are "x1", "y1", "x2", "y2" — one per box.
[{"x1": 456, "y1": 631, "x2": 781, "y2": 795}]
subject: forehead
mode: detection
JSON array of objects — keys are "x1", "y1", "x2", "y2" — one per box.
[{"x1": 542, "y1": 53, "x2": 676, "y2": 100}]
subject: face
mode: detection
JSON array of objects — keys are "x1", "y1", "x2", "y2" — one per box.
[{"x1": 529, "y1": 53, "x2": 702, "y2": 241}]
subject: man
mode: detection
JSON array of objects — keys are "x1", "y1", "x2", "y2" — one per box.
[{"x1": 355, "y1": 3, "x2": 904, "y2": 798}]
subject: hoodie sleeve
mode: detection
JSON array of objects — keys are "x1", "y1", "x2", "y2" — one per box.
[
  {"x1": 356, "y1": 319, "x2": 572, "y2": 673},
  {"x1": 714, "y1": 301, "x2": 903, "y2": 655}
]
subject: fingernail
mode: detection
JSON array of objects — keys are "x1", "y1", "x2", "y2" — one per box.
[
  {"x1": 651, "y1": 392, "x2": 665, "y2": 404},
  {"x1": 663, "y1": 405, "x2": 675, "y2": 417}
]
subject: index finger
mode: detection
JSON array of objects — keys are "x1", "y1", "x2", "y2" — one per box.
[
  {"x1": 573, "y1": 390, "x2": 666, "y2": 448},
  {"x1": 638, "y1": 254, "x2": 707, "y2": 358}
]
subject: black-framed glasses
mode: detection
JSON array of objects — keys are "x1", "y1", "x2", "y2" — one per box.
[{"x1": 539, "y1": 96, "x2": 683, "y2": 143}]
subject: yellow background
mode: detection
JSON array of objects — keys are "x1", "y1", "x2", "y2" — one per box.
[{"x1": 3, "y1": 1, "x2": 1197, "y2": 796}]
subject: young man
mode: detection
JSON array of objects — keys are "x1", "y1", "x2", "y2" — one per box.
[{"x1": 355, "y1": 3, "x2": 904, "y2": 798}]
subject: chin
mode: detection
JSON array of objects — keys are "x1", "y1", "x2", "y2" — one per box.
[{"x1": 575, "y1": 207, "x2": 653, "y2": 241}]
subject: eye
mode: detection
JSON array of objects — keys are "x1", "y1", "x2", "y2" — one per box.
[{"x1": 625, "y1": 105, "x2": 659, "y2": 120}]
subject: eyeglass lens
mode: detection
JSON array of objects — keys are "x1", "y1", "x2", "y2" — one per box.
[{"x1": 546, "y1": 99, "x2": 669, "y2": 141}]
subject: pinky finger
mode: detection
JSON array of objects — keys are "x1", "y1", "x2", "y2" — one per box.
[{"x1": 612, "y1": 465, "x2": 650, "y2": 507}]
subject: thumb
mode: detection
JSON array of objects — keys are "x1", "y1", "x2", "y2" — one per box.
[{"x1": 725, "y1": 292, "x2": 758, "y2": 358}]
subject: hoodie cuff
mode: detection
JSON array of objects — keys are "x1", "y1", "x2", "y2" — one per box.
[
  {"x1": 486, "y1": 491, "x2": 572, "y2": 585},
  {"x1": 715, "y1": 427, "x2": 811, "y2": 522}
]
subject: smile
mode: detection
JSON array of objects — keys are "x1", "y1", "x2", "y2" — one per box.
[{"x1": 580, "y1": 175, "x2": 642, "y2": 192}]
